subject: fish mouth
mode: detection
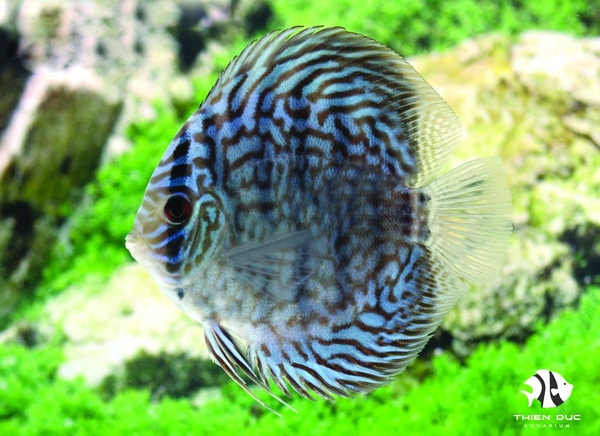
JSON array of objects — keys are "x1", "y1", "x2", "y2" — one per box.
[
  {"x1": 125, "y1": 232, "x2": 134, "y2": 247},
  {"x1": 125, "y1": 232, "x2": 187, "y2": 288},
  {"x1": 125, "y1": 232, "x2": 137, "y2": 253},
  {"x1": 125, "y1": 232, "x2": 149, "y2": 264}
]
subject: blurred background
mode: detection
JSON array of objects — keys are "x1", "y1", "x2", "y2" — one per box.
[{"x1": 0, "y1": 0, "x2": 599, "y2": 434}]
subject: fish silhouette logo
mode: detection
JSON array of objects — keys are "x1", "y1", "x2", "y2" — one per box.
[{"x1": 521, "y1": 370, "x2": 573, "y2": 408}]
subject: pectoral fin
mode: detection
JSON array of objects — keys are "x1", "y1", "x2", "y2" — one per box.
[{"x1": 225, "y1": 230, "x2": 315, "y2": 301}]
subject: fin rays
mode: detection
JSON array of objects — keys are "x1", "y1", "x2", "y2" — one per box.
[
  {"x1": 425, "y1": 157, "x2": 512, "y2": 284},
  {"x1": 224, "y1": 230, "x2": 314, "y2": 301},
  {"x1": 203, "y1": 320, "x2": 296, "y2": 415}
]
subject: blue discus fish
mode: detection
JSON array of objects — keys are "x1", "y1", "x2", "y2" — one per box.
[{"x1": 126, "y1": 26, "x2": 512, "y2": 413}]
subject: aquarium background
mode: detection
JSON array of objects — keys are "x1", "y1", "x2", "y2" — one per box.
[{"x1": 0, "y1": 0, "x2": 599, "y2": 434}]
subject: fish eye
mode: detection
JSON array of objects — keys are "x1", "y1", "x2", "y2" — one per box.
[{"x1": 164, "y1": 193, "x2": 192, "y2": 225}]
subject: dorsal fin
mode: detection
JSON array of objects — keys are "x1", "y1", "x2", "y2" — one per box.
[
  {"x1": 208, "y1": 26, "x2": 460, "y2": 186},
  {"x1": 210, "y1": 26, "x2": 310, "y2": 88}
]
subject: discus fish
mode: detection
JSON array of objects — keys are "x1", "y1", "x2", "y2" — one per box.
[{"x1": 126, "y1": 26, "x2": 512, "y2": 413}]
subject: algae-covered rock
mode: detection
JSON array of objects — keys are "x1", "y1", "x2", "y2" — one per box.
[
  {"x1": 412, "y1": 31, "x2": 600, "y2": 355},
  {"x1": 0, "y1": 67, "x2": 122, "y2": 321}
]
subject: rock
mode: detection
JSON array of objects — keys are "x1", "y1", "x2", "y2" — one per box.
[
  {"x1": 0, "y1": 35, "x2": 30, "y2": 133},
  {"x1": 412, "y1": 31, "x2": 600, "y2": 355},
  {"x1": 38, "y1": 263, "x2": 210, "y2": 388},
  {"x1": 0, "y1": 262, "x2": 227, "y2": 398},
  {"x1": 512, "y1": 31, "x2": 600, "y2": 106},
  {"x1": 0, "y1": 66, "x2": 122, "y2": 320}
]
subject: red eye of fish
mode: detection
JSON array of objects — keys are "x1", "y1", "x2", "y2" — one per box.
[{"x1": 164, "y1": 193, "x2": 192, "y2": 225}]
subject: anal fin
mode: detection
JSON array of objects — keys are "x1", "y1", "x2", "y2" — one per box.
[{"x1": 203, "y1": 320, "x2": 296, "y2": 415}]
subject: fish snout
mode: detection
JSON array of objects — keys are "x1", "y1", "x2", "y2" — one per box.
[
  {"x1": 125, "y1": 231, "x2": 145, "y2": 261},
  {"x1": 125, "y1": 232, "x2": 136, "y2": 250}
]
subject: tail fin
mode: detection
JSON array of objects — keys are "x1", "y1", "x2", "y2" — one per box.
[
  {"x1": 425, "y1": 158, "x2": 512, "y2": 284},
  {"x1": 521, "y1": 389, "x2": 536, "y2": 407}
]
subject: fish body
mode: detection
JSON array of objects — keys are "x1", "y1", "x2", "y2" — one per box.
[
  {"x1": 126, "y1": 27, "x2": 512, "y2": 411},
  {"x1": 521, "y1": 370, "x2": 573, "y2": 408}
]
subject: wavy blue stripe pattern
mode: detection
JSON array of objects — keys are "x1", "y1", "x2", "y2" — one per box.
[{"x1": 126, "y1": 26, "x2": 511, "y2": 412}]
